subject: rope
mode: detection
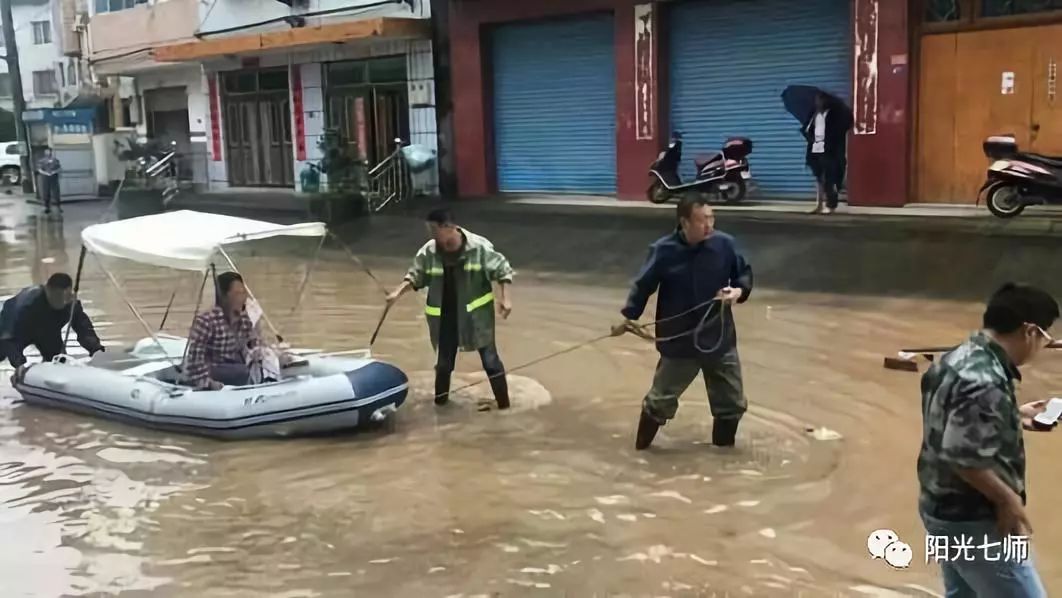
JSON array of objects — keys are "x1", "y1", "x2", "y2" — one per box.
[
  {"x1": 326, "y1": 230, "x2": 389, "y2": 296},
  {"x1": 319, "y1": 232, "x2": 735, "y2": 400},
  {"x1": 437, "y1": 297, "x2": 731, "y2": 400}
]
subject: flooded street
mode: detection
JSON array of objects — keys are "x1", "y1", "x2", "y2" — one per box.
[{"x1": 3, "y1": 199, "x2": 1062, "y2": 597}]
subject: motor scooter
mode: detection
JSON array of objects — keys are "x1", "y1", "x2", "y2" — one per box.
[
  {"x1": 979, "y1": 134, "x2": 1062, "y2": 218},
  {"x1": 648, "y1": 133, "x2": 753, "y2": 204}
]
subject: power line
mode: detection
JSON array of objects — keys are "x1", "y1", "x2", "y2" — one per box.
[{"x1": 195, "y1": 0, "x2": 404, "y2": 38}]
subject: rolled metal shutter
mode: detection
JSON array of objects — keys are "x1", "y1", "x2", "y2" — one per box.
[
  {"x1": 668, "y1": 0, "x2": 851, "y2": 198},
  {"x1": 491, "y1": 15, "x2": 616, "y2": 194}
]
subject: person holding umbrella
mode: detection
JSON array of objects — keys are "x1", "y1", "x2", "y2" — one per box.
[
  {"x1": 781, "y1": 86, "x2": 853, "y2": 214},
  {"x1": 804, "y1": 91, "x2": 852, "y2": 214}
]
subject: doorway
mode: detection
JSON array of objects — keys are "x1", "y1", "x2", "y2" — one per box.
[
  {"x1": 324, "y1": 56, "x2": 409, "y2": 166},
  {"x1": 222, "y1": 68, "x2": 294, "y2": 187},
  {"x1": 916, "y1": 24, "x2": 1062, "y2": 203}
]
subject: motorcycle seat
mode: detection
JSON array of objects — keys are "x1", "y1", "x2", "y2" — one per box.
[
  {"x1": 1025, "y1": 153, "x2": 1062, "y2": 168},
  {"x1": 695, "y1": 153, "x2": 724, "y2": 170}
]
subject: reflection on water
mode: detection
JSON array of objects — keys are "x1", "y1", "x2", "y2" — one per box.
[{"x1": 2, "y1": 202, "x2": 1061, "y2": 596}]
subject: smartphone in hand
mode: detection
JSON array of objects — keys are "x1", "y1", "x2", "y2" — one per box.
[{"x1": 1033, "y1": 398, "x2": 1062, "y2": 429}]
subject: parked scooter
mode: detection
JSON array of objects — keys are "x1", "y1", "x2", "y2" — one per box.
[
  {"x1": 979, "y1": 134, "x2": 1062, "y2": 218},
  {"x1": 648, "y1": 132, "x2": 753, "y2": 204}
]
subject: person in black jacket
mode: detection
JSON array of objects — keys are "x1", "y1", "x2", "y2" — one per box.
[
  {"x1": 804, "y1": 91, "x2": 853, "y2": 215},
  {"x1": 0, "y1": 273, "x2": 103, "y2": 369},
  {"x1": 612, "y1": 197, "x2": 754, "y2": 450}
]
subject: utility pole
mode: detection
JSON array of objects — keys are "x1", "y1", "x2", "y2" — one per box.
[{"x1": 2, "y1": 0, "x2": 34, "y2": 193}]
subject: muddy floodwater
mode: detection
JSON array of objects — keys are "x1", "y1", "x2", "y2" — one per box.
[{"x1": 2, "y1": 200, "x2": 1062, "y2": 597}]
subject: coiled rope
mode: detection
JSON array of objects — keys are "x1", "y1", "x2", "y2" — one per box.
[{"x1": 440, "y1": 296, "x2": 732, "y2": 399}]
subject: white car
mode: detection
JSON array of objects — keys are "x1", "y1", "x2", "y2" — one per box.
[{"x1": 0, "y1": 141, "x2": 24, "y2": 185}]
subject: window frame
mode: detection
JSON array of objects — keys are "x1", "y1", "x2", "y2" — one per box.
[
  {"x1": 31, "y1": 21, "x2": 51, "y2": 45},
  {"x1": 919, "y1": 0, "x2": 1062, "y2": 33},
  {"x1": 32, "y1": 70, "x2": 58, "y2": 96}
]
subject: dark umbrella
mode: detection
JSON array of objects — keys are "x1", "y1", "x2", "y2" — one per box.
[{"x1": 781, "y1": 85, "x2": 851, "y2": 126}]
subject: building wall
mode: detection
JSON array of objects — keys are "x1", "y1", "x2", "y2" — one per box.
[
  {"x1": 449, "y1": 0, "x2": 913, "y2": 206},
  {"x1": 87, "y1": 0, "x2": 199, "y2": 70},
  {"x1": 0, "y1": 0, "x2": 77, "y2": 111},
  {"x1": 133, "y1": 67, "x2": 210, "y2": 186},
  {"x1": 199, "y1": 38, "x2": 438, "y2": 193},
  {"x1": 846, "y1": 0, "x2": 910, "y2": 207}
]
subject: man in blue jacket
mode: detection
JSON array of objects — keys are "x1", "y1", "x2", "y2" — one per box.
[
  {"x1": 613, "y1": 197, "x2": 753, "y2": 450},
  {"x1": 0, "y1": 273, "x2": 104, "y2": 369}
]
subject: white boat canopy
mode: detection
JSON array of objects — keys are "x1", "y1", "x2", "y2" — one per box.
[{"x1": 81, "y1": 210, "x2": 328, "y2": 271}]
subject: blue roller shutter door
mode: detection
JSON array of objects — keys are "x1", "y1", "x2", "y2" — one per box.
[
  {"x1": 668, "y1": 0, "x2": 851, "y2": 197},
  {"x1": 491, "y1": 15, "x2": 617, "y2": 194}
]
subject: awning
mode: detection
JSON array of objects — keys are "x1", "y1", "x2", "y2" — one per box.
[
  {"x1": 153, "y1": 17, "x2": 430, "y2": 63},
  {"x1": 82, "y1": 210, "x2": 327, "y2": 271}
]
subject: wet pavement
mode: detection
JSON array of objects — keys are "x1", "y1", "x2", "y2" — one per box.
[{"x1": 2, "y1": 197, "x2": 1062, "y2": 597}]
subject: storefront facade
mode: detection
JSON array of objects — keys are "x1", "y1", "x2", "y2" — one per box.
[
  {"x1": 162, "y1": 26, "x2": 437, "y2": 194},
  {"x1": 149, "y1": 2, "x2": 435, "y2": 194},
  {"x1": 448, "y1": 0, "x2": 911, "y2": 206},
  {"x1": 914, "y1": 1, "x2": 1062, "y2": 204}
]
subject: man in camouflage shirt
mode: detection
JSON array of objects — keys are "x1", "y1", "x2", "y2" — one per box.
[{"x1": 918, "y1": 283, "x2": 1058, "y2": 597}]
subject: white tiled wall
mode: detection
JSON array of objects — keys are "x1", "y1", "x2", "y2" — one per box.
[{"x1": 202, "y1": 38, "x2": 439, "y2": 195}]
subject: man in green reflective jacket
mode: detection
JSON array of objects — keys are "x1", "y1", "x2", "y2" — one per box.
[{"x1": 386, "y1": 209, "x2": 515, "y2": 409}]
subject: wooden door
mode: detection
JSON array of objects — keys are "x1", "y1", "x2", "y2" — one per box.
[
  {"x1": 224, "y1": 100, "x2": 258, "y2": 187},
  {"x1": 1031, "y1": 24, "x2": 1062, "y2": 157},
  {"x1": 916, "y1": 34, "x2": 959, "y2": 203},
  {"x1": 916, "y1": 27, "x2": 1038, "y2": 203},
  {"x1": 258, "y1": 96, "x2": 294, "y2": 187}
]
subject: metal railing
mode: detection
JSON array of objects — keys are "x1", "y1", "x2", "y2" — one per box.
[
  {"x1": 366, "y1": 138, "x2": 413, "y2": 213},
  {"x1": 143, "y1": 147, "x2": 180, "y2": 207}
]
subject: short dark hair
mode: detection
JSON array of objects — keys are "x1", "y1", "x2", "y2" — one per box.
[
  {"x1": 46, "y1": 273, "x2": 73, "y2": 290},
  {"x1": 677, "y1": 196, "x2": 709, "y2": 222},
  {"x1": 983, "y1": 283, "x2": 1060, "y2": 333},
  {"x1": 426, "y1": 208, "x2": 455, "y2": 226},
  {"x1": 216, "y1": 271, "x2": 244, "y2": 296}
]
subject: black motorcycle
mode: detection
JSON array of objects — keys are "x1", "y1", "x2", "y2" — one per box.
[
  {"x1": 979, "y1": 134, "x2": 1062, "y2": 218},
  {"x1": 648, "y1": 132, "x2": 753, "y2": 204}
]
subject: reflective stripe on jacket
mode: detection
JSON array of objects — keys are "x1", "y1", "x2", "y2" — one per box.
[{"x1": 404, "y1": 229, "x2": 514, "y2": 351}]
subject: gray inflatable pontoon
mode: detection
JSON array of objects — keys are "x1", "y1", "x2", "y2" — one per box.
[
  {"x1": 10, "y1": 211, "x2": 411, "y2": 439},
  {"x1": 13, "y1": 335, "x2": 408, "y2": 439}
]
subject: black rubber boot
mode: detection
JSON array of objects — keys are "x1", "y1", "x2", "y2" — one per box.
[
  {"x1": 489, "y1": 374, "x2": 510, "y2": 410},
  {"x1": 712, "y1": 418, "x2": 740, "y2": 447},
  {"x1": 434, "y1": 370, "x2": 451, "y2": 405},
  {"x1": 635, "y1": 409, "x2": 661, "y2": 450}
]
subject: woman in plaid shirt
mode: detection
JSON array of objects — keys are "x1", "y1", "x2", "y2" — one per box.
[{"x1": 183, "y1": 271, "x2": 264, "y2": 390}]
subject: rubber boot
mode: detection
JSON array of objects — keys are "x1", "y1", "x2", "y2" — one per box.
[
  {"x1": 635, "y1": 408, "x2": 661, "y2": 450},
  {"x1": 489, "y1": 374, "x2": 510, "y2": 410},
  {"x1": 712, "y1": 418, "x2": 740, "y2": 447},
  {"x1": 434, "y1": 370, "x2": 451, "y2": 406}
]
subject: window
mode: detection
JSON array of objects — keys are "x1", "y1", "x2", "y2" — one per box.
[
  {"x1": 32, "y1": 21, "x2": 51, "y2": 45},
  {"x1": 94, "y1": 0, "x2": 147, "y2": 14},
  {"x1": 326, "y1": 56, "x2": 408, "y2": 89},
  {"x1": 982, "y1": 0, "x2": 1062, "y2": 16},
  {"x1": 0, "y1": 74, "x2": 10, "y2": 98},
  {"x1": 68, "y1": 63, "x2": 77, "y2": 86},
  {"x1": 5, "y1": 144, "x2": 19, "y2": 155},
  {"x1": 925, "y1": 0, "x2": 962, "y2": 21},
  {"x1": 33, "y1": 70, "x2": 58, "y2": 95}
]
